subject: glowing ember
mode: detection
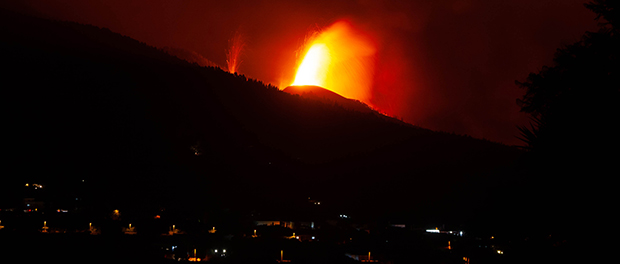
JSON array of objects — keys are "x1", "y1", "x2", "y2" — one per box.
[{"x1": 291, "y1": 21, "x2": 377, "y2": 104}]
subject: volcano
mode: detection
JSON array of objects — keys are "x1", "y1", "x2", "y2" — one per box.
[
  {"x1": 283, "y1": 85, "x2": 373, "y2": 113},
  {"x1": 2, "y1": 9, "x2": 525, "y2": 229}
]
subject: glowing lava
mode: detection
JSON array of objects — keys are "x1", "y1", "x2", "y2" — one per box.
[
  {"x1": 292, "y1": 44, "x2": 331, "y2": 87},
  {"x1": 291, "y1": 21, "x2": 377, "y2": 104},
  {"x1": 226, "y1": 31, "x2": 245, "y2": 74}
]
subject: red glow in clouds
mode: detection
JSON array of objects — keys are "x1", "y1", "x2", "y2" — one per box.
[{"x1": 291, "y1": 21, "x2": 377, "y2": 106}]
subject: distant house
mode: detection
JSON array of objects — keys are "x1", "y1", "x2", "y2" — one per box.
[
  {"x1": 23, "y1": 198, "x2": 45, "y2": 212},
  {"x1": 345, "y1": 252, "x2": 379, "y2": 262},
  {"x1": 254, "y1": 220, "x2": 294, "y2": 229},
  {"x1": 123, "y1": 224, "x2": 137, "y2": 235},
  {"x1": 253, "y1": 221, "x2": 316, "y2": 230}
]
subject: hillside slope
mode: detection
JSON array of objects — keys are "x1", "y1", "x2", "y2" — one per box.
[{"x1": 1, "y1": 9, "x2": 523, "y2": 225}]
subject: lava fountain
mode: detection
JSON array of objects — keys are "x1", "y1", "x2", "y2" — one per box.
[
  {"x1": 226, "y1": 31, "x2": 245, "y2": 74},
  {"x1": 290, "y1": 21, "x2": 377, "y2": 105}
]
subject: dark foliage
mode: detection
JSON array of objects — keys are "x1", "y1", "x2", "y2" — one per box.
[
  {"x1": 585, "y1": 0, "x2": 619, "y2": 29},
  {"x1": 516, "y1": 0, "x2": 619, "y2": 160},
  {"x1": 514, "y1": 1, "x2": 618, "y2": 248}
]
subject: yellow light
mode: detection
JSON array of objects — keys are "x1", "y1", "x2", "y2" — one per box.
[
  {"x1": 290, "y1": 21, "x2": 377, "y2": 104},
  {"x1": 292, "y1": 44, "x2": 331, "y2": 87}
]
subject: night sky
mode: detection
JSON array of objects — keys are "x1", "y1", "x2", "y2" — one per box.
[{"x1": 3, "y1": 0, "x2": 599, "y2": 145}]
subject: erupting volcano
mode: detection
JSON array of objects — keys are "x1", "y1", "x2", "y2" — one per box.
[{"x1": 288, "y1": 21, "x2": 377, "y2": 106}]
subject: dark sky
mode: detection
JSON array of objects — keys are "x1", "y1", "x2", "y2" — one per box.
[{"x1": 4, "y1": 0, "x2": 598, "y2": 145}]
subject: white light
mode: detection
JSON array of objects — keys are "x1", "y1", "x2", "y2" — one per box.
[
  {"x1": 460, "y1": 231, "x2": 463, "y2": 236},
  {"x1": 426, "y1": 229, "x2": 440, "y2": 233},
  {"x1": 214, "y1": 249, "x2": 218, "y2": 253},
  {"x1": 312, "y1": 236, "x2": 315, "y2": 239},
  {"x1": 223, "y1": 249, "x2": 226, "y2": 253}
]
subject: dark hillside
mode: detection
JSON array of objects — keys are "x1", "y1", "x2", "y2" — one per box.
[
  {"x1": 283, "y1": 85, "x2": 375, "y2": 113},
  {"x1": 1, "y1": 9, "x2": 523, "y2": 227}
]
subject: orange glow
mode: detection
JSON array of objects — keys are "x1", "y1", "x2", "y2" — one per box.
[{"x1": 291, "y1": 21, "x2": 377, "y2": 105}]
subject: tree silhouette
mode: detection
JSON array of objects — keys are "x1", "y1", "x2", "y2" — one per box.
[
  {"x1": 585, "y1": 0, "x2": 618, "y2": 29},
  {"x1": 516, "y1": 0, "x2": 619, "y2": 159},
  {"x1": 514, "y1": 1, "x2": 619, "y2": 239}
]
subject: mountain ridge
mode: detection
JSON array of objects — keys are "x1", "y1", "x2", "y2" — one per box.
[{"x1": 1, "y1": 8, "x2": 524, "y2": 224}]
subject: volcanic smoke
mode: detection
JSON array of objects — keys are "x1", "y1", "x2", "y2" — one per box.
[{"x1": 291, "y1": 21, "x2": 377, "y2": 105}]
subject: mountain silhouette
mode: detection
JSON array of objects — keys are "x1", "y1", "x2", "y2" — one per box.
[
  {"x1": 283, "y1": 85, "x2": 374, "y2": 113},
  {"x1": 1, "y1": 8, "x2": 525, "y2": 228}
]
